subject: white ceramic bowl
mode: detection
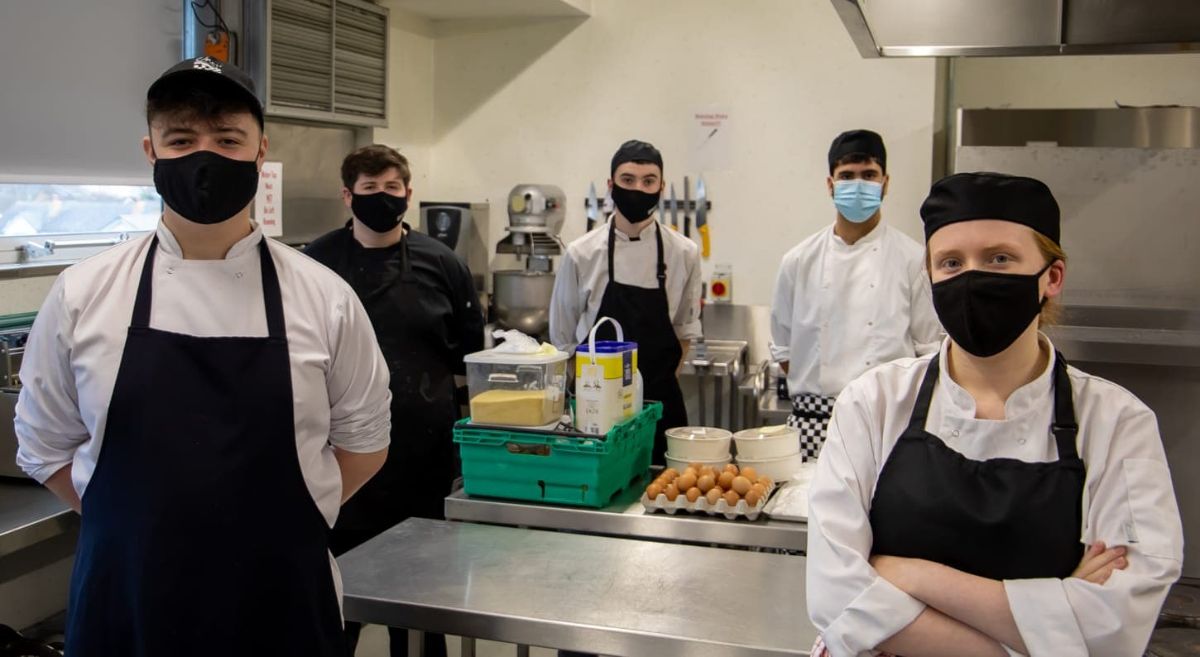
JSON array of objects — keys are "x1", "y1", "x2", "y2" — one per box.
[
  {"x1": 664, "y1": 453, "x2": 732, "y2": 472},
  {"x1": 665, "y1": 426, "x2": 733, "y2": 460},
  {"x1": 733, "y1": 425, "x2": 801, "y2": 459},
  {"x1": 736, "y1": 452, "x2": 805, "y2": 482}
]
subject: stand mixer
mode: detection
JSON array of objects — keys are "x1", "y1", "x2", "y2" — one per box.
[{"x1": 491, "y1": 184, "x2": 566, "y2": 339}]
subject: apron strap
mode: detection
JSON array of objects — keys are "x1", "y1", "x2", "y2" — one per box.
[
  {"x1": 607, "y1": 220, "x2": 668, "y2": 291},
  {"x1": 129, "y1": 233, "x2": 286, "y2": 340},
  {"x1": 1051, "y1": 350, "x2": 1079, "y2": 460},
  {"x1": 258, "y1": 238, "x2": 286, "y2": 340},
  {"x1": 904, "y1": 354, "x2": 941, "y2": 434},
  {"x1": 131, "y1": 236, "x2": 160, "y2": 329}
]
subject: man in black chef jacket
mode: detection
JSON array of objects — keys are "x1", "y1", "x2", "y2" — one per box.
[{"x1": 305, "y1": 144, "x2": 485, "y2": 657}]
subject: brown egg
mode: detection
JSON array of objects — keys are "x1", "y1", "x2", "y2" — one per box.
[
  {"x1": 717, "y1": 471, "x2": 735, "y2": 490},
  {"x1": 662, "y1": 468, "x2": 679, "y2": 480},
  {"x1": 740, "y1": 466, "x2": 758, "y2": 481},
  {"x1": 686, "y1": 487, "x2": 702, "y2": 503},
  {"x1": 705, "y1": 487, "x2": 723, "y2": 505},
  {"x1": 664, "y1": 483, "x2": 680, "y2": 501},
  {"x1": 750, "y1": 483, "x2": 767, "y2": 497},
  {"x1": 676, "y1": 472, "x2": 698, "y2": 491},
  {"x1": 697, "y1": 474, "x2": 716, "y2": 493},
  {"x1": 745, "y1": 489, "x2": 762, "y2": 507},
  {"x1": 688, "y1": 462, "x2": 703, "y2": 471},
  {"x1": 756, "y1": 476, "x2": 774, "y2": 489},
  {"x1": 723, "y1": 463, "x2": 739, "y2": 475},
  {"x1": 700, "y1": 467, "x2": 717, "y2": 481},
  {"x1": 731, "y1": 476, "x2": 752, "y2": 495},
  {"x1": 723, "y1": 489, "x2": 741, "y2": 507},
  {"x1": 646, "y1": 483, "x2": 663, "y2": 499},
  {"x1": 684, "y1": 466, "x2": 699, "y2": 479}
]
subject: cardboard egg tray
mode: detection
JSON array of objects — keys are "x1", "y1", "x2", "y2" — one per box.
[{"x1": 640, "y1": 483, "x2": 777, "y2": 521}]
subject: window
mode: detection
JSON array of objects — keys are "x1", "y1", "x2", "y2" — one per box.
[{"x1": 0, "y1": 182, "x2": 160, "y2": 268}]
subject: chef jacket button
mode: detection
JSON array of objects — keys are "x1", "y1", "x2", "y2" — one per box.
[
  {"x1": 235, "y1": 272, "x2": 243, "y2": 279},
  {"x1": 1018, "y1": 438, "x2": 1027, "y2": 445},
  {"x1": 868, "y1": 321, "x2": 874, "y2": 327},
  {"x1": 951, "y1": 429, "x2": 960, "y2": 437}
]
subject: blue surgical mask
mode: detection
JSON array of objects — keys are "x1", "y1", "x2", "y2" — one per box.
[{"x1": 833, "y1": 180, "x2": 883, "y2": 223}]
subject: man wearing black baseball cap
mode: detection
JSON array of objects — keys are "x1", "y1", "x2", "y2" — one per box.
[
  {"x1": 549, "y1": 139, "x2": 702, "y2": 462},
  {"x1": 14, "y1": 56, "x2": 392, "y2": 656},
  {"x1": 769, "y1": 129, "x2": 941, "y2": 461}
]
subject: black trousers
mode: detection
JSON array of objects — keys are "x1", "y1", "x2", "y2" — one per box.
[{"x1": 343, "y1": 622, "x2": 447, "y2": 657}]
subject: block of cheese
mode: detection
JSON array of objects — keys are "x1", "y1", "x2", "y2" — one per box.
[{"x1": 470, "y1": 389, "x2": 555, "y2": 426}]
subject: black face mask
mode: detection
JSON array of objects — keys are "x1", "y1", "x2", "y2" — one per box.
[
  {"x1": 932, "y1": 262, "x2": 1053, "y2": 358},
  {"x1": 351, "y1": 192, "x2": 408, "y2": 233},
  {"x1": 610, "y1": 183, "x2": 660, "y2": 223},
  {"x1": 153, "y1": 150, "x2": 260, "y2": 224}
]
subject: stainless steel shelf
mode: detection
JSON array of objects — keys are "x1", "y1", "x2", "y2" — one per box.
[{"x1": 444, "y1": 485, "x2": 806, "y2": 553}]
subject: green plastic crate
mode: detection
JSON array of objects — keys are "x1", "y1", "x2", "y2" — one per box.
[{"x1": 454, "y1": 402, "x2": 663, "y2": 507}]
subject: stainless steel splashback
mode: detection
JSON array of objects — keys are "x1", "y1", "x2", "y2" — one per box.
[{"x1": 260, "y1": 120, "x2": 363, "y2": 246}]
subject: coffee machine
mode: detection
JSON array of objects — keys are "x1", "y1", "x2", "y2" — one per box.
[{"x1": 491, "y1": 185, "x2": 566, "y2": 339}]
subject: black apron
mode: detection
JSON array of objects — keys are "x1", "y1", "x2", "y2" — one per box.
[
  {"x1": 592, "y1": 222, "x2": 688, "y2": 464},
  {"x1": 323, "y1": 231, "x2": 459, "y2": 555},
  {"x1": 66, "y1": 236, "x2": 344, "y2": 657},
  {"x1": 869, "y1": 351, "x2": 1086, "y2": 581}
]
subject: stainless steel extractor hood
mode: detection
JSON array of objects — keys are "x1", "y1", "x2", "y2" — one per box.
[{"x1": 832, "y1": 0, "x2": 1200, "y2": 57}]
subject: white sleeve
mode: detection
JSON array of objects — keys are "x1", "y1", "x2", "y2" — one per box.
[
  {"x1": 769, "y1": 255, "x2": 794, "y2": 362},
  {"x1": 806, "y1": 387, "x2": 926, "y2": 656},
  {"x1": 672, "y1": 245, "x2": 703, "y2": 341},
  {"x1": 907, "y1": 259, "x2": 943, "y2": 356},
  {"x1": 325, "y1": 291, "x2": 391, "y2": 453},
  {"x1": 1004, "y1": 403, "x2": 1183, "y2": 657},
  {"x1": 549, "y1": 250, "x2": 582, "y2": 352},
  {"x1": 14, "y1": 275, "x2": 90, "y2": 483}
]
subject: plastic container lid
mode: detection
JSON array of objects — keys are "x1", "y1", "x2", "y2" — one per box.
[
  {"x1": 666, "y1": 426, "x2": 733, "y2": 441},
  {"x1": 734, "y1": 425, "x2": 799, "y2": 441},
  {"x1": 464, "y1": 347, "x2": 569, "y2": 365}
]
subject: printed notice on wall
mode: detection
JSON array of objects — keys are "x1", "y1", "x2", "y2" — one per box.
[
  {"x1": 689, "y1": 105, "x2": 732, "y2": 172},
  {"x1": 255, "y1": 162, "x2": 283, "y2": 237}
]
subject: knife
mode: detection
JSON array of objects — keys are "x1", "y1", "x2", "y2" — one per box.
[
  {"x1": 669, "y1": 184, "x2": 679, "y2": 231},
  {"x1": 683, "y1": 176, "x2": 692, "y2": 238},
  {"x1": 586, "y1": 182, "x2": 599, "y2": 232},
  {"x1": 658, "y1": 193, "x2": 667, "y2": 225},
  {"x1": 696, "y1": 177, "x2": 710, "y2": 259}
]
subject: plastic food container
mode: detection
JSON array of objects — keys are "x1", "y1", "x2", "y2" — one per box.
[
  {"x1": 464, "y1": 347, "x2": 569, "y2": 427},
  {"x1": 735, "y1": 452, "x2": 805, "y2": 482},
  {"x1": 733, "y1": 425, "x2": 800, "y2": 459},
  {"x1": 664, "y1": 453, "x2": 731, "y2": 472},
  {"x1": 665, "y1": 426, "x2": 733, "y2": 460}
]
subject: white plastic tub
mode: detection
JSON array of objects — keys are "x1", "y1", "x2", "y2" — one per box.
[
  {"x1": 664, "y1": 453, "x2": 732, "y2": 472},
  {"x1": 665, "y1": 426, "x2": 732, "y2": 460},
  {"x1": 733, "y1": 425, "x2": 800, "y2": 459},
  {"x1": 735, "y1": 452, "x2": 805, "y2": 482}
]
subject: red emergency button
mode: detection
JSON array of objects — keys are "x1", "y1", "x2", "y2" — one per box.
[{"x1": 712, "y1": 281, "x2": 727, "y2": 297}]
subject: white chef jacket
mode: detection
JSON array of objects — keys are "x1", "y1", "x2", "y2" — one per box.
[
  {"x1": 549, "y1": 216, "x2": 703, "y2": 352},
  {"x1": 14, "y1": 222, "x2": 393, "y2": 530},
  {"x1": 806, "y1": 336, "x2": 1184, "y2": 657},
  {"x1": 769, "y1": 223, "x2": 942, "y2": 397}
]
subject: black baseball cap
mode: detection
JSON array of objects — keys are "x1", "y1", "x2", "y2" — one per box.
[
  {"x1": 920, "y1": 172, "x2": 1061, "y2": 245},
  {"x1": 147, "y1": 56, "x2": 264, "y2": 128},
  {"x1": 611, "y1": 140, "x2": 663, "y2": 177},
  {"x1": 828, "y1": 129, "x2": 886, "y2": 173}
]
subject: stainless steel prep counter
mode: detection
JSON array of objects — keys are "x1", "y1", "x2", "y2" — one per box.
[
  {"x1": 444, "y1": 485, "x2": 807, "y2": 552},
  {"x1": 0, "y1": 480, "x2": 74, "y2": 558},
  {"x1": 340, "y1": 518, "x2": 815, "y2": 656}
]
